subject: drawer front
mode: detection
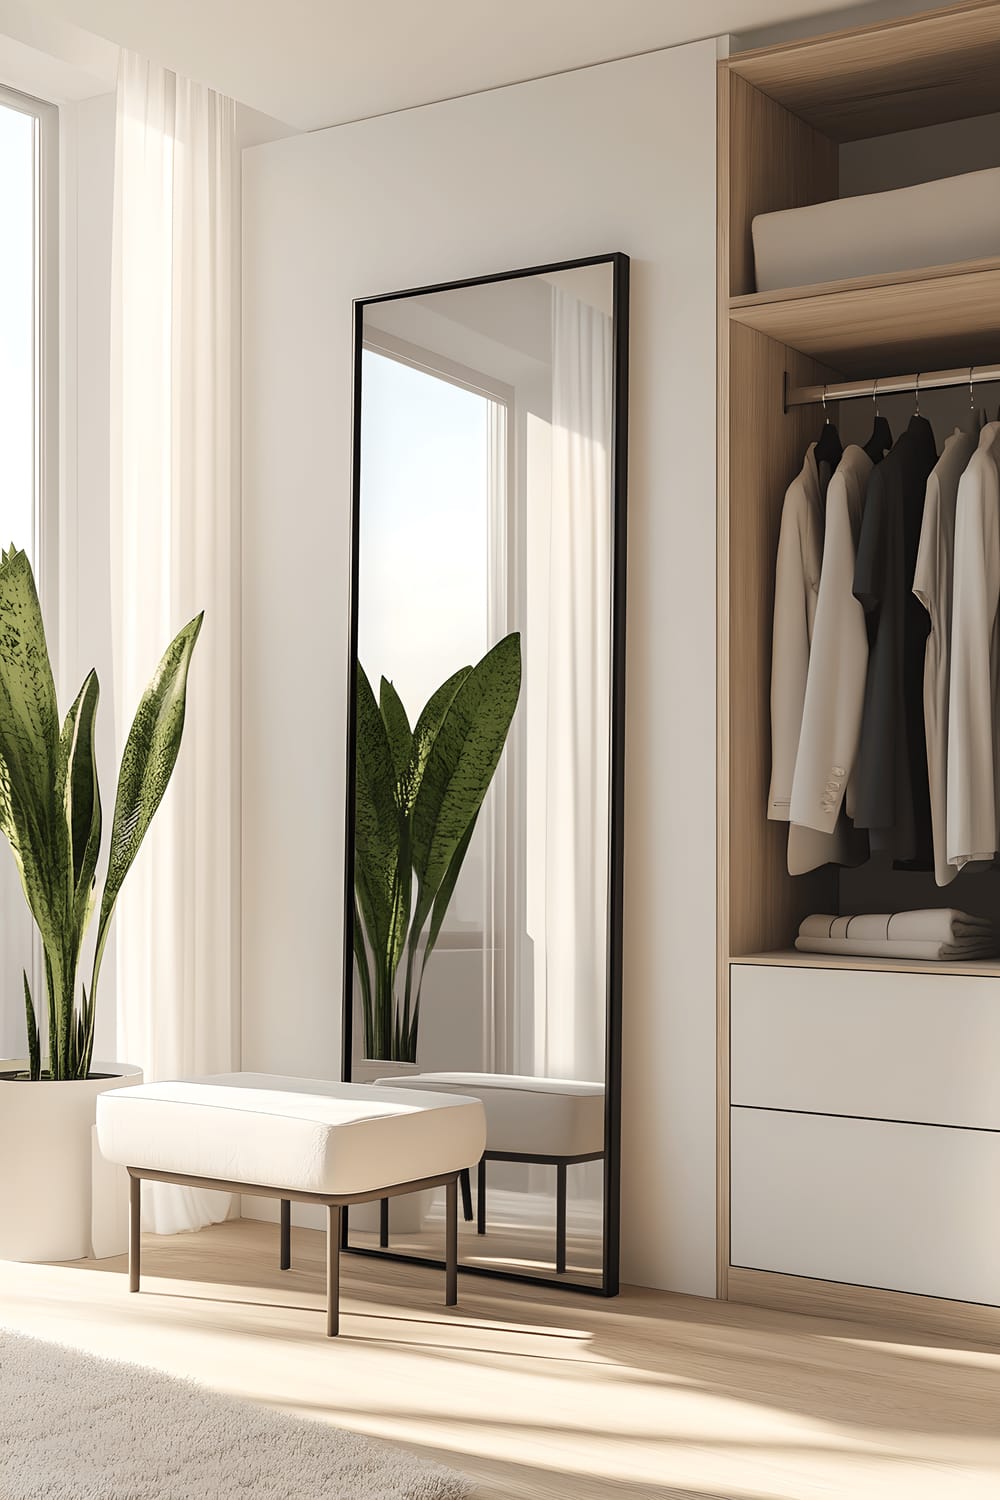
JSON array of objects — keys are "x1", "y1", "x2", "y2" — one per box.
[
  {"x1": 731, "y1": 963, "x2": 1000, "y2": 1129},
  {"x1": 731, "y1": 1106, "x2": 1000, "y2": 1305}
]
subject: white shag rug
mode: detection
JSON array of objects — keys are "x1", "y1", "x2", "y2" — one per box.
[{"x1": 0, "y1": 1328, "x2": 473, "y2": 1500}]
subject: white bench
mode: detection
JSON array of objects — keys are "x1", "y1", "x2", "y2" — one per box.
[
  {"x1": 375, "y1": 1072, "x2": 604, "y2": 1273},
  {"x1": 96, "y1": 1073, "x2": 486, "y2": 1336}
]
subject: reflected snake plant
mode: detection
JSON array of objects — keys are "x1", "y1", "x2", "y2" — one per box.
[
  {"x1": 0, "y1": 546, "x2": 201, "y2": 1080},
  {"x1": 353, "y1": 632, "x2": 521, "y2": 1063}
]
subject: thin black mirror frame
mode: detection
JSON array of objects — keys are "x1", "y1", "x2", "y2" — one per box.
[{"x1": 340, "y1": 252, "x2": 629, "y2": 1298}]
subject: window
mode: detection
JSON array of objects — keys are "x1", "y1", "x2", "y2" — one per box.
[{"x1": 0, "y1": 85, "x2": 55, "y2": 1056}]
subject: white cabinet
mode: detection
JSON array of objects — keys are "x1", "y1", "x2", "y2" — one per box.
[
  {"x1": 731, "y1": 1106, "x2": 1000, "y2": 1305},
  {"x1": 729, "y1": 963, "x2": 1000, "y2": 1307},
  {"x1": 731, "y1": 962, "x2": 1000, "y2": 1130}
]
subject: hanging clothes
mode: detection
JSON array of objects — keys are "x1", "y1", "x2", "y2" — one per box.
[
  {"x1": 852, "y1": 414, "x2": 938, "y2": 868},
  {"x1": 790, "y1": 444, "x2": 873, "y2": 835},
  {"x1": 912, "y1": 427, "x2": 980, "y2": 886},
  {"x1": 768, "y1": 443, "x2": 859, "y2": 874},
  {"x1": 946, "y1": 421, "x2": 1000, "y2": 869}
]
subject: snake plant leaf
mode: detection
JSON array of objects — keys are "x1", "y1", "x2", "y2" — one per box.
[
  {"x1": 406, "y1": 666, "x2": 470, "y2": 807},
  {"x1": 354, "y1": 664, "x2": 403, "y2": 956},
  {"x1": 399, "y1": 664, "x2": 473, "y2": 1010},
  {"x1": 410, "y1": 632, "x2": 521, "y2": 899},
  {"x1": 59, "y1": 671, "x2": 102, "y2": 931},
  {"x1": 92, "y1": 613, "x2": 203, "y2": 991},
  {"x1": 23, "y1": 971, "x2": 40, "y2": 1081},
  {"x1": 352, "y1": 896, "x2": 375, "y2": 1055},
  {"x1": 0, "y1": 549, "x2": 61, "y2": 821},
  {"x1": 354, "y1": 664, "x2": 412, "y2": 1057},
  {"x1": 423, "y1": 810, "x2": 479, "y2": 972},
  {"x1": 401, "y1": 810, "x2": 480, "y2": 1061},
  {"x1": 79, "y1": 980, "x2": 96, "y2": 1080},
  {"x1": 379, "y1": 678, "x2": 412, "y2": 794},
  {"x1": 0, "y1": 549, "x2": 69, "y2": 989}
]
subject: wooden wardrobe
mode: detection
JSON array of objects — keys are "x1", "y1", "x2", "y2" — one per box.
[{"x1": 717, "y1": 0, "x2": 1000, "y2": 1339}]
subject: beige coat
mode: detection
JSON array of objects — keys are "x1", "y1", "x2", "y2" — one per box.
[
  {"x1": 768, "y1": 445, "x2": 858, "y2": 875},
  {"x1": 790, "y1": 445, "x2": 872, "y2": 835}
]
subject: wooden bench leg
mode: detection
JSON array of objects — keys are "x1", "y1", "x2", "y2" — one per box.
[
  {"x1": 327, "y1": 1204, "x2": 342, "y2": 1337},
  {"x1": 556, "y1": 1162, "x2": 567, "y2": 1275},
  {"x1": 128, "y1": 1172, "x2": 141, "y2": 1292},
  {"x1": 445, "y1": 1176, "x2": 458, "y2": 1306},
  {"x1": 459, "y1": 1167, "x2": 473, "y2": 1222},
  {"x1": 379, "y1": 1197, "x2": 389, "y2": 1248},
  {"x1": 279, "y1": 1198, "x2": 291, "y2": 1270},
  {"x1": 477, "y1": 1157, "x2": 487, "y2": 1236}
]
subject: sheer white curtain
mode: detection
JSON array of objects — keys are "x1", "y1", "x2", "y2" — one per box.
[
  {"x1": 536, "y1": 287, "x2": 612, "y2": 1082},
  {"x1": 110, "y1": 52, "x2": 239, "y2": 1233}
]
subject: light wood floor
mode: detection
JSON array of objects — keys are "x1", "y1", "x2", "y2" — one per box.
[{"x1": 1, "y1": 1219, "x2": 998, "y2": 1499}]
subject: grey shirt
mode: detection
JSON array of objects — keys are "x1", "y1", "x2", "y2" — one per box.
[{"x1": 912, "y1": 426, "x2": 980, "y2": 885}]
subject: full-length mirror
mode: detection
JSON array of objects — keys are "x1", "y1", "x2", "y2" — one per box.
[{"x1": 343, "y1": 254, "x2": 628, "y2": 1293}]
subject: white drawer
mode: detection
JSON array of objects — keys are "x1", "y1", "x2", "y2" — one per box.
[
  {"x1": 731, "y1": 1106, "x2": 1000, "y2": 1305},
  {"x1": 731, "y1": 963, "x2": 1000, "y2": 1130}
]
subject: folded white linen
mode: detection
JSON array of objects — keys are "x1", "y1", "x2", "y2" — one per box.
[
  {"x1": 799, "y1": 910, "x2": 994, "y2": 943},
  {"x1": 795, "y1": 935, "x2": 998, "y2": 960}
]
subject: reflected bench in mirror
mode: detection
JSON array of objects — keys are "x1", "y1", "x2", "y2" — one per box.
[
  {"x1": 343, "y1": 254, "x2": 629, "y2": 1295},
  {"x1": 375, "y1": 1073, "x2": 604, "y2": 1275}
]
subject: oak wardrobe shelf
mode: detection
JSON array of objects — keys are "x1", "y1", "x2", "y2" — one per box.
[
  {"x1": 729, "y1": 253, "x2": 1000, "y2": 312},
  {"x1": 731, "y1": 950, "x2": 1000, "y2": 980},
  {"x1": 728, "y1": 257, "x2": 1000, "y2": 376},
  {"x1": 728, "y1": 0, "x2": 1000, "y2": 141}
]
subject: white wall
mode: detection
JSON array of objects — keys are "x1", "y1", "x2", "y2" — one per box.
[{"x1": 242, "y1": 40, "x2": 719, "y2": 1294}]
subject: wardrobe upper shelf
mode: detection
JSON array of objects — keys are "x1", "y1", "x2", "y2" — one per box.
[
  {"x1": 732, "y1": 950, "x2": 1000, "y2": 979},
  {"x1": 728, "y1": 256, "x2": 1000, "y2": 378},
  {"x1": 726, "y1": 0, "x2": 1000, "y2": 140}
]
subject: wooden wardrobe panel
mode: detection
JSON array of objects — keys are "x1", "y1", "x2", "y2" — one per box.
[
  {"x1": 728, "y1": 1264, "x2": 1000, "y2": 1344},
  {"x1": 726, "y1": 322, "x2": 838, "y2": 957},
  {"x1": 722, "y1": 69, "x2": 838, "y2": 298},
  {"x1": 729, "y1": 0, "x2": 1000, "y2": 142}
]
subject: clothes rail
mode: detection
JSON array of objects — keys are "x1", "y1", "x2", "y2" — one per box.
[{"x1": 784, "y1": 363, "x2": 1000, "y2": 411}]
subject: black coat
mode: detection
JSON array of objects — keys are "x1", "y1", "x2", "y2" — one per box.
[{"x1": 852, "y1": 414, "x2": 938, "y2": 868}]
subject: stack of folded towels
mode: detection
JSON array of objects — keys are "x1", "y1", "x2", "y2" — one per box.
[{"x1": 795, "y1": 910, "x2": 999, "y2": 961}]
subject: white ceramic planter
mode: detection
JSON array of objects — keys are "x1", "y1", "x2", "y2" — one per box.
[
  {"x1": 0, "y1": 1060, "x2": 141, "y2": 1263},
  {"x1": 350, "y1": 1058, "x2": 421, "y2": 1085},
  {"x1": 349, "y1": 1060, "x2": 428, "y2": 1232}
]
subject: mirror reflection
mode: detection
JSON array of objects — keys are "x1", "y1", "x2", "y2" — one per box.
[{"x1": 347, "y1": 258, "x2": 625, "y2": 1289}]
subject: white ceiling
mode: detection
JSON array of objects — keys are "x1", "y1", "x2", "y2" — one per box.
[{"x1": 19, "y1": 0, "x2": 943, "y2": 131}]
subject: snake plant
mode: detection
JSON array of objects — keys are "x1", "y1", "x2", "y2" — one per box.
[
  {"x1": 354, "y1": 632, "x2": 521, "y2": 1062},
  {"x1": 0, "y1": 546, "x2": 201, "y2": 1081}
]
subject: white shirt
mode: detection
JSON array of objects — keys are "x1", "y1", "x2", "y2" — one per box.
[
  {"x1": 790, "y1": 444, "x2": 872, "y2": 835},
  {"x1": 912, "y1": 426, "x2": 979, "y2": 885},
  {"x1": 946, "y1": 422, "x2": 1000, "y2": 868}
]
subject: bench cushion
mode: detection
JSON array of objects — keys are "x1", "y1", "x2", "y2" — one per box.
[
  {"x1": 96, "y1": 1073, "x2": 486, "y2": 1198},
  {"x1": 374, "y1": 1072, "x2": 604, "y2": 1158}
]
